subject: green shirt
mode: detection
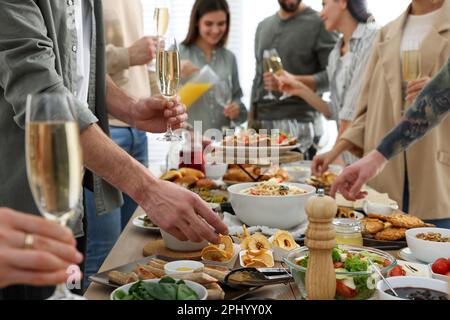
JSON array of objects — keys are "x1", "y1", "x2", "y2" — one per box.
[
  {"x1": 180, "y1": 44, "x2": 247, "y2": 132},
  {"x1": 0, "y1": 0, "x2": 122, "y2": 236},
  {"x1": 251, "y1": 7, "x2": 338, "y2": 122}
]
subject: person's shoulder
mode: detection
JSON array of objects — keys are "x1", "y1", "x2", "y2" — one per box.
[
  {"x1": 257, "y1": 13, "x2": 278, "y2": 28},
  {"x1": 298, "y1": 6, "x2": 325, "y2": 26}
]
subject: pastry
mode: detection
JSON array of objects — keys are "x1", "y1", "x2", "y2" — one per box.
[{"x1": 375, "y1": 227, "x2": 407, "y2": 241}]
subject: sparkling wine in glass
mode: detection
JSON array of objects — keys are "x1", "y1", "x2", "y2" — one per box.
[
  {"x1": 269, "y1": 48, "x2": 291, "y2": 101},
  {"x1": 402, "y1": 40, "x2": 420, "y2": 104},
  {"x1": 149, "y1": 0, "x2": 170, "y2": 72},
  {"x1": 262, "y1": 49, "x2": 276, "y2": 100},
  {"x1": 25, "y1": 93, "x2": 84, "y2": 300},
  {"x1": 156, "y1": 36, "x2": 181, "y2": 141}
]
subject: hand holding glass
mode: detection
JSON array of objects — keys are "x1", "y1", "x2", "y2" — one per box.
[
  {"x1": 25, "y1": 93, "x2": 84, "y2": 300},
  {"x1": 156, "y1": 36, "x2": 181, "y2": 141}
]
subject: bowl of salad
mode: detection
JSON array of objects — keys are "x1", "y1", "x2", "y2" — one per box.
[{"x1": 284, "y1": 245, "x2": 397, "y2": 300}]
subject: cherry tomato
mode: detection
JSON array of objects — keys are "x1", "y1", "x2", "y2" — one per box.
[
  {"x1": 333, "y1": 262, "x2": 344, "y2": 269},
  {"x1": 382, "y1": 259, "x2": 392, "y2": 267},
  {"x1": 432, "y1": 259, "x2": 449, "y2": 275},
  {"x1": 335, "y1": 280, "x2": 357, "y2": 298},
  {"x1": 447, "y1": 258, "x2": 450, "y2": 268},
  {"x1": 388, "y1": 265, "x2": 406, "y2": 277}
]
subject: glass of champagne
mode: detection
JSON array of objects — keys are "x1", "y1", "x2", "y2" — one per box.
[
  {"x1": 297, "y1": 122, "x2": 315, "y2": 160},
  {"x1": 149, "y1": 0, "x2": 170, "y2": 72},
  {"x1": 25, "y1": 93, "x2": 84, "y2": 300},
  {"x1": 156, "y1": 36, "x2": 181, "y2": 141},
  {"x1": 402, "y1": 40, "x2": 420, "y2": 102},
  {"x1": 215, "y1": 76, "x2": 237, "y2": 128},
  {"x1": 263, "y1": 49, "x2": 276, "y2": 100},
  {"x1": 269, "y1": 49, "x2": 292, "y2": 101}
]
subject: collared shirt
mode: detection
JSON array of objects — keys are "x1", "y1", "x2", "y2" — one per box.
[
  {"x1": 251, "y1": 7, "x2": 338, "y2": 123},
  {"x1": 74, "y1": 0, "x2": 92, "y2": 103},
  {"x1": 179, "y1": 44, "x2": 247, "y2": 132},
  {"x1": 327, "y1": 22, "x2": 379, "y2": 122}
]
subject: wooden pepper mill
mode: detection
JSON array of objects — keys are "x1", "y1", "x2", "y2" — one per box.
[{"x1": 304, "y1": 189, "x2": 337, "y2": 300}]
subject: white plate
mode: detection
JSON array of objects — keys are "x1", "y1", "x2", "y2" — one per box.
[
  {"x1": 132, "y1": 214, "x2": 160, "y2": 231},
  {"x1": 396, "y1": 260, "x2": 431, "y2": 278},
  {"x1": 398, "y1": 247, "x2": 426, "y2": 264}
]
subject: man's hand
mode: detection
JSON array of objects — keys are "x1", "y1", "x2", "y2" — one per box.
[
  {"x1": 142, "y1": 181, "x2": 229, "y2": 244},
  {"x1": 263, "y1": 72, "x2": 280, "y2": 92},
  {"x1": 128, "y1": 36, "x2": 157, "y2": 66},
  {"x1": 406, "y1": 76, "x2": 431, "y2": 102},
  {"x1": 311, "y1": 150, "x2": 338, "y2": 177},
  {"x1": 330, "y1": 150, "x2": 388, "y2": 200},
  {"x1": 0, "y1": 208, "x2": 83, "y2": 288},
  {"x1": 131, "y1": 96, "x2": 188, "y2": 133},
  {"x1": 223, "y1": 102, "x2": 240, "y2": 120}
]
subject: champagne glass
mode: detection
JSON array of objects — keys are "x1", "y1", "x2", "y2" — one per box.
[
  {"x1": 262, "y1": 49, "x2": 276, "y2": 100},
  {"x1": 215, "y1": 76, "x2": 237, "y2": 128},
  {"x1": 156, "y1": 36, "x2": 181, "y2": 141},
  {"x1": 25, "y1": 93, "x2": 84, "y2": 300},
  {"x1": 269, "y1": 49, "x2": 292, "y2": 101},
  {"x1": 402, "y1": 40, "x2": 420, "y2": 103},
  {"x1": 297, "y1": 122, "x2": 315, "y2": 160},
  {"x1": 149, "y1": 0, "x2": 170, "y2": 72}
]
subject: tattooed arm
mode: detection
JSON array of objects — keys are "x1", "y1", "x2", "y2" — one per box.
[
  {"x1": 377, "y1": 56, "x2": 450, "y2": 160},
  {"x1": 331, "y1": 56, "x2": 450, "y2": 200}
]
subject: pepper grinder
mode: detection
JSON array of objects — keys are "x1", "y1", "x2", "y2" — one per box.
[{"x1": 304, "y1": 189, "x2": 337, "y2": 300}]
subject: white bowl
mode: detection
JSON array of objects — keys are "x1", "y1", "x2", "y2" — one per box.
[
  {"x1": 160, "y1": 229, "x2": 208, "y2": 252},
  {"x1": 164, "y1": 260, "x2": 204, "y2": 275},
  {"x1": 205, "y1": 163, "x2": 228, "y2": 180},
  {"x1": 377, "y1": 276, "x2": 449, "y2": 300},
  {"x1": 428, "y1": 263, "x2": 450, "y2": 282},
  {"x1": 363, "y1": 200, "x2": 398, "y2": 216},
  {"x1": 111, "y1": 278, "x2": 208, "y2": 300},
  {"x1": 227, "y1": 182, "x2": 316, "y2": 229},
  {"x1": 282, "y1": 164, "x2": 311, "y2": 182},
  {"x1": 405, "y1": 227, "x2": 450, "y2": 263}
]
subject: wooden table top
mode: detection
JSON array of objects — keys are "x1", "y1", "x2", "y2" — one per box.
[{"x1": 83, "y1": 207, "x2": 299, "y2": 300}]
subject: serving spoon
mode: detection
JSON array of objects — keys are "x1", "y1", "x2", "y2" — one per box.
[{"x1": 368, "y1": 258, "x2": 399, "y2": 297}]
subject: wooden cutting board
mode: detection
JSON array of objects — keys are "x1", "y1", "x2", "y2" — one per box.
[{"x1": 143, "y1": 239, "x2": 203, "y2": 260}]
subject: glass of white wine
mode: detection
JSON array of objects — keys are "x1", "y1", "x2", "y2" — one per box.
[
  {"x1": 262, "y1": 49, "x2": 276, "y2": 100},
  {"x1": 269, "y1": 48, "x2": 292, "y2": 101},
  {"x1": 25, "y1": 93, "x2": 84, "y2": 300},
  {"x1": 149, "y1": 0, "x2": 170, "y2": 72},
  {"x1": 401, "y1": 40, "x2": 420, "y2": 103},
  {"x1": 156, "y1": 36, "x2": 181, "y2": 141}
]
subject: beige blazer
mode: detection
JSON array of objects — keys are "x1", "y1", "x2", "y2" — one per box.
[{"x1": 341, "y1": 1, "x2": 450, "y2": 220}]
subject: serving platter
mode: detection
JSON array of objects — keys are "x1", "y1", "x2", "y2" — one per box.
[{"x1": 88, "y1": 255, "x2": 262, "y2": 300}]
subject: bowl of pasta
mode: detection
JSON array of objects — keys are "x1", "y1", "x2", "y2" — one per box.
[{"x1": 227, "y1": 178, "x2": 316, "y2": 229}]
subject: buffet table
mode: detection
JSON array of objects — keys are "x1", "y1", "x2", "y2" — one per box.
[{"x1": 84, "y1": 207, "x2": 301, "y2": 300}]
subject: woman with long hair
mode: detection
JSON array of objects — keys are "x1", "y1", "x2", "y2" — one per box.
[{"x1": 180, "y1": 0, "x2": 247, "y2": 132}]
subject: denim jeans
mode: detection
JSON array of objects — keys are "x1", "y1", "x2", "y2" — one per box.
[{"x1": 84, "y1": 127, "x2": 148, "y2": 289}]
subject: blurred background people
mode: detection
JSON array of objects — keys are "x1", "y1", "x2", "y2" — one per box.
[
  {"x1": 312, "y1": 0, "x2": 450, "y2": 220},
  {"x1": 278, "y1": 0, "x2": 378, "y2": 165},
  {"x1": 331, "y1": 55, "x2": 450, "y2": 227},
  {"x1": 179, "y1": 0, "x2": 247, "y2": 132},
  {"x1": 250, "y1": 0, "x2": 338, "y2": 159}
]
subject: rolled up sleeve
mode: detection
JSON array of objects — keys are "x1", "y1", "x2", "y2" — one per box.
[{"x1": 0, "y1": 1, "x2": 98, "y2": 131}]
